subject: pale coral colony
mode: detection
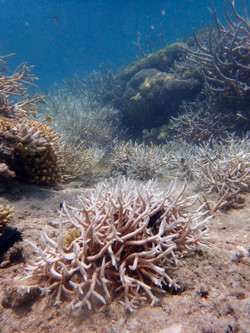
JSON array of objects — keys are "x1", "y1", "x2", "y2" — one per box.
[{"x1": 20, "y1": 178, "x2": 210, "y2": 312}]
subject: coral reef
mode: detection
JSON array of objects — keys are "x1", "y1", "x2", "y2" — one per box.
[
  {"x1": 0, "y1": 55, "x2": 104, "y2": 186},
  {"x1": 19, "y1": 177, "x2": 210, "y2": 312},
  {"x1": 0, "y1": 163, "x2": 16, "y2": 180},
  {"x1": 164, "y1": 100, "x2": 235, "y2": 144},
  {"x1": 0, "y1": 205, "x2": 23, "y2": 264}
]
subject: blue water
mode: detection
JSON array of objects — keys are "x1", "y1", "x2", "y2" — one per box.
[{"x1": 0, "y1": 0, "x2": 247, "y2": 90}]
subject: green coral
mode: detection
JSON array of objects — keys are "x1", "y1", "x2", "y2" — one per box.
[{"x1": 118, "y1": 42, "x2": 187, "y2": 82}]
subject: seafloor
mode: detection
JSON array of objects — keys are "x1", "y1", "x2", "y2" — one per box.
[{"x1": 0, "y1": 177, "x2": 249, "y2": 333}]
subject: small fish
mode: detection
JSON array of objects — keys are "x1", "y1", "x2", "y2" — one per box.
[
  {"x1": 45, "y1": 115, "x2": 53, "y2": 122},
  {"x1": 97, "y1": 163, "x2": 102, "y2": 169},
  {"x1": 161, "y1": 9, "x2": 166, "y2": 16},
  {"x1": 151, "y1": 144, "x2": 157, "y2": 148},
  {"x1": 222, "y1": 91, "x2": 229, "y2": 97},
  {"x1": 51, "y1": 14, "x2": 58, "y2": 25},
  {"x1": 236, "y1": 113, "x2": 248, "y2": 121},
  {"x1": 120, "y1": 141, "x2": 125, "y2": 145},
  {"x1": 199, "y1": 130, "x2": 210, "y2": 140}
]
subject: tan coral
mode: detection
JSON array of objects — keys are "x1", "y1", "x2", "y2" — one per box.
[
  {"x1": 0, "y1": 204, "x2": 14, "y2": 232},
  {"x1": 0, "y1": 55, "x2": 40, "y2": 119},
  {"x1": 0, "y1": 162, "x2": 16, "y2": 179},
  {"x1": 0, "y1": 118, "x2": 61, "y2": 185}
]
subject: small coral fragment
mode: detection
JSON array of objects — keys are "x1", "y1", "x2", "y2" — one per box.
[{"x1": 0, "y1": 205, "x2": 14, "y2": 231}]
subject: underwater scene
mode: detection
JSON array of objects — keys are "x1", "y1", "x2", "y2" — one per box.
[{"x1": 0, "y1": 0, "x2": 249, "y2": 332}]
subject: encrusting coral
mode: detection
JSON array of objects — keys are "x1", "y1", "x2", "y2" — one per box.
[{"x1": 19, "y1": 177, "x2": 211, "y2": 312}]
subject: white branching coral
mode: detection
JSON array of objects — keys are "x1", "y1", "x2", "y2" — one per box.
[
  {"x1": 19, "y1": 177, "x2": 210, "y2": 312},
  {"x1": 195, "y1": 133, "x2": 250, "y2": 196},
  {"x1": 111, "y1": 141, "x2": 172, "y2": 180}
]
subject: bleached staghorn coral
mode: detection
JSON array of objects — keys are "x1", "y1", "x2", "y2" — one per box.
[
  {"x1": 168, "y1": 140, "x2": 198, "y2": 180},
  {"x1": 58, "y1": 140, "x2": 104, "y2": 184},
  {"x1": 195, "y1": 133, "x2": 250, "y2": 196},
  {"x1": 19, "y1": 177, "x2": 210, "y2": 312},
  {"x1": 110, "y1": 140, "x2": 133, "y2": 176},
  {"x1": 111, "y1": 141, "x2": 172, "y2": 180},
  {"x1": 168, "y1": 100, "x2": 235, "y2": 144},
  {"x1": 39, "y1": 90, "x2": 124, "y2": 149}
]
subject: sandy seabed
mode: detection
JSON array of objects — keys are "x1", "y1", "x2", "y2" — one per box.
[{"x1": 0, "y1": 178, "x2": 249, "y2": 333}]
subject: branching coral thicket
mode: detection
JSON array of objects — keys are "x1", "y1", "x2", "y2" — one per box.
[
  {"x1": 111, "y1": 141, "x2": 173, "y2": 180},
  {"x1": 40, "y1": 89, "x2": 124, "y2": 149},
  {"x1": 187, "y1": 0, "x2": 250, "y2": 103},
  {"x1": 167, "y1": 100, "x2": 235, "y2": 144},
  {"x1": 195, "y1": 133, "x2": 250, "y2": 198},
  {"x1": 58, "y1": 140, "x2": 104, "y2": 184},
  {"x1": 19, "y1": 177, "x2": 210, "y2": 312},
  {"x1": 169, "y1": 141, "x2": 198, "y2": 180}
]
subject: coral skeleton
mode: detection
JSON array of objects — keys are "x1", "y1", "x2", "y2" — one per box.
[{"x1": 19, "y1": 177, "x2": 210, "y2": 312}]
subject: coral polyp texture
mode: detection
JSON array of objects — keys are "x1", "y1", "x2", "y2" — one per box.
[
  {"x1": 19, "y1": 177, "x2": 210, "y2": 312},
  {"x1": 0, "y1": 118, "x2": 61, "y2": 184}
]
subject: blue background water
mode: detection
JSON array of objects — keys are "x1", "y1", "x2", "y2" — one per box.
[{"x1": 0, "y1": 0, "x2": 247, "y2": 90}]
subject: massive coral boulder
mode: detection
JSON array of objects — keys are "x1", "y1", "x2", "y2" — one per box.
[
  {"x1": 122, "y1": 68, "x2": 201, "y2": 128},
  {"x1": 118, "y1": 43, "x2": 187, "y2": 82}
]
